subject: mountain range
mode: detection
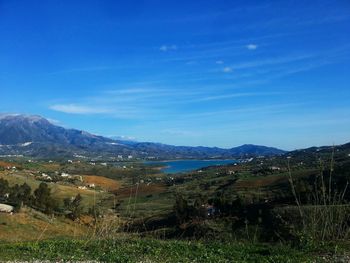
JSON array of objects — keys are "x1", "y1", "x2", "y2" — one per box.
[{"x1": 0, "y1": 114, "x2": 286, "y2": 159}]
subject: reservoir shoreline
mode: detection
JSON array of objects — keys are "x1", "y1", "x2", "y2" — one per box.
[{"x1": 144, "y1": 159, "x2": 237, "y2": 174}]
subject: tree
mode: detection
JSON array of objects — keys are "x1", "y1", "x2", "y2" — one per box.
[
  {"x1": 64, "y1": 194, "x2": 84, "y2": 220},
  {"x1": 0, "y1": 178, "x2": 9, "y2": 197},
  {"x1": 8, "y1": 183, "x2": 32, "y2": 209},
  {"x1": 174, "y1": 194, "x2": 189, "y2": 224},
  {"x1": 33, "y1": 182, "x2": 57, "y2": 214},
  {"x1": 193, "y1": 195, "x2": 207, "y2": 218},
  {"x1": 17, "y1": 183, "x2": 32, "y2": 204}
]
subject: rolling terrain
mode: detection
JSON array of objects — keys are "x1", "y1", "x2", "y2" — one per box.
[{"x1": 0, "y1": 141, "x2": 349, "y2": 262}]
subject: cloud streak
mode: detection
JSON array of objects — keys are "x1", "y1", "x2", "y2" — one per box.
[
  {"x1": 246, "y1": 44, "x2": 258, "y2": 50},
  {"x1": 223, "y1": 67, "x2": 233, "y2": 73},
  {"x1": 50, "y1": 104, "x2": 112, "y2": 114}
]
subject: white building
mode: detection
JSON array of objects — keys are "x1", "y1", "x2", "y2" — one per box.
[{"x1": 0, "y1": 204, "x2": 14, "y2": 213}]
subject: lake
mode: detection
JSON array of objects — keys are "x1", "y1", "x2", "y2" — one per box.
[{"x1": 145, "y1": 159, "x2": 237, "y2": 174}]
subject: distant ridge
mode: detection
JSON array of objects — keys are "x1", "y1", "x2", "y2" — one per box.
[{"x1": 0, "y1": 114, "x2": 286, "y2": 159}]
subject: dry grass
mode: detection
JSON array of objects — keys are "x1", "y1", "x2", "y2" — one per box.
[
  {"x1": 0, "y1": 207, "x2": 89, "y2": 241},
  {"x1": 0, "y1": 171, "x2": 41, "y2": 189},
  {"x1": 41, "y1": 163, "x2": 61, "y2": 171},
  {"x1": 83, "y1": 175, "x2": 121, "y2": 191},
  {"x1": 0, "y1": 161, "x2": 17, "y2": 168}
]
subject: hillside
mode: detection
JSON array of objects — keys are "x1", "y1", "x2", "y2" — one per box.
[{"x1": 0, "y1": 114, "x2": 286, "y2": 159}]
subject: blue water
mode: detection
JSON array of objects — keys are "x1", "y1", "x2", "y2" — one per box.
[{"x1": 145, "y1": 159, "x2": 237, "y2": 174}]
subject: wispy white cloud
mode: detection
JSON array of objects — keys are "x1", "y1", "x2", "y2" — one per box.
[
  {"x1": 110, "y1": 88, "x2": 159, "y2": 94},
  {"x1": 50, "y1": 103, "x2": 141, "y2": 119},
  {"x1": 229, "y1": 54, "x2": 314, "y2": 70},
  {"x1": 189, "y1": 92, "x2": 281, "y2": 103},
  {"x1": 46, "y1": 118, "x2": 62, "y2": 125},
  {"x1": 102, "y1": 88, "x2": 195, "y2": 103},
  {"x1": 50, "y1": 104, "x2": 112, "y2": 114},
  {"x1": 216, "y1": 60, "x2": 224, "y2": 64},
  {"x1": 246, "y1": 44, "x2": 258, "y2": 50},
  {"x1": 223, "y1": 67, "x2": 233, "y2": 73},
  {"x1": 160, "y1": 45, "x2": 178, "y2": 52}
]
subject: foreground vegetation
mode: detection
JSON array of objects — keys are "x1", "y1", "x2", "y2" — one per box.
[{"x1": 1, "y1": 238, "x2": 347, "y2": 262}]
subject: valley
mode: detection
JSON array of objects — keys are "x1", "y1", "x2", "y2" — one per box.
[
  {"x1": 1, "y1": 138, "x2": 350, "y2": 261},
  {"x1": 2, "y1": 0, "x2": 350, "y2": 261}
]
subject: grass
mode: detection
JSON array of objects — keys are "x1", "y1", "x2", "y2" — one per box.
[
  {"x1": 286, "y1": 155, "x2": 350, "y2": 242},
  {"x1": 0, "y1": 208, "x2": 89, "y2": 242},
  {"x1": 50, "y1": 182, "x2": 113, "y2": 208},
  {"x1": 116, "y1": 183, "x2": 174, "y2": 218},
  {"x1": 83, "y1": 175, "x2": 122, "y2": 191},
  {"x1": 0, "y1": 238, "x2": 334, "y2": 262}
]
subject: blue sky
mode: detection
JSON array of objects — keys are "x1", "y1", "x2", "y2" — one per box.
[{"x1": 1, "y1": 0, "x2": 350, "y2": 150}]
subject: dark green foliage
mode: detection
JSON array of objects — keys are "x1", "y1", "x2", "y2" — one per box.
[
  {"x1": 211, "y1": 193, "x2": 243, "y2": 216},
  {"x1": 33, "y1": 182, "x2": 57, "y2": 214},
  {"x1": 63, "y1": 193, "x2": 84, "y2": 220},
  {"x1": 88, "y1": 205, "x2": 101, "y2": 218},
  {"x1": 333, "y1": 161, "x2": 350, "y2": 201},
  {"x1": 0, "y1": 179, "x2": 61, "y2": 215},
  {"x1": 0, "y1": 178, "x2": 9, "y2": 197},
  {"x1": 174, "y1": 195, "x2": 207, "y2": 222},
  {"x1": 0, "y1": 179, "x2": 32, "y2": 210},
  {"x1": 9, "y1": 183, "x2": 32, "y2": 208},
  {"x1": 174, "y1": 194, "x2": 189, "y2": 223},
  {"x1": 252, "y1": 167, "x2": 274, "y2": 176}
]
